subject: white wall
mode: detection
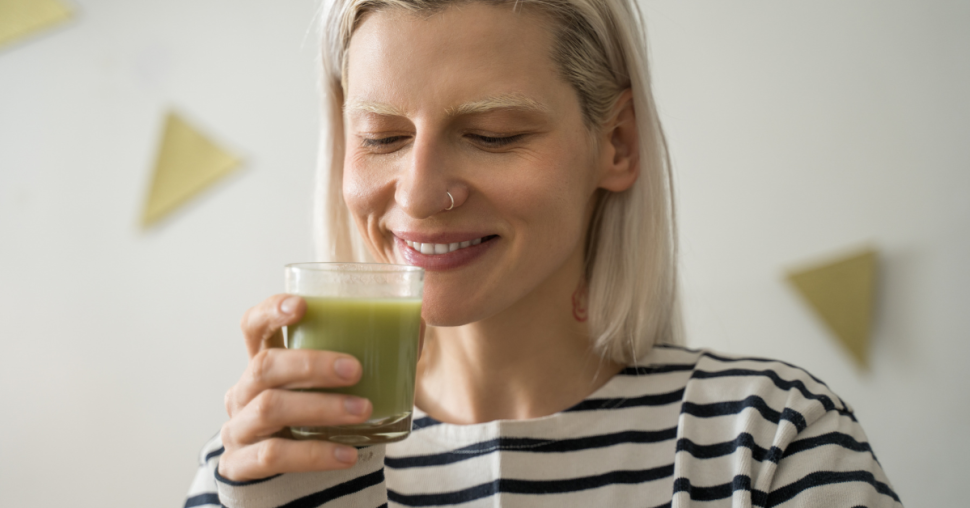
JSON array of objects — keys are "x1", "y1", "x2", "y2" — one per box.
[
  {"x1": 0, "y1": 1, "x2": 321, "y2": 505},
  {"x1": 0, "y1": 1, "x2": 965, "y2": 506},
  {"x1": 644, "y1": 3, "x2": 970, "y2": 505}
]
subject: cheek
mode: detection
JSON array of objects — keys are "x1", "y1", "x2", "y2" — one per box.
[
  {"x1": 497, "y1": 153, "x2": 593, "y2": 251},
  {"x1": 342, "y1": 154, "x2": 386, "y2": 218},
  {"x1": 342, "y1": 157, "x2": 399, "y2": 263},
  {"x1": 342, "y1": 169, "x2": 367, "y2": 216}
]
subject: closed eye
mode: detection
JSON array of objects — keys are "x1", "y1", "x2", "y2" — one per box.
[
  {"x1": 467, "y1": 134, "x2": 524, "y2": 148},
  {"x1": 361, "y1": 135, "x2": 409, "y2": 148}
]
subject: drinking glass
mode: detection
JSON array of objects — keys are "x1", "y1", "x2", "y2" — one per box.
[{"x1": 284, "y1": 262, "x2": 423, "y2": 445}]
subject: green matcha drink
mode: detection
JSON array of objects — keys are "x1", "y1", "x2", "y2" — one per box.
[
  {"x1": 288, "y1": 297, "x2": 421, "y2": 442},
  {"x1": 283, "y1": 263, "x2": 424, "y2": 445}
]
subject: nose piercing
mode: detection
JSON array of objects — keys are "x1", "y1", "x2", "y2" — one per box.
[{"x1": 445, "y1": 191, "x2": 455, "y2": 211}]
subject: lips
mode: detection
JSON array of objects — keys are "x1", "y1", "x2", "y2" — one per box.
[
  {"x1": 405, "y1": 237, "x2": 484, "y2": 255},
  {"x1": 395, "y1": 234, "x2": 498, "y2": 270}
]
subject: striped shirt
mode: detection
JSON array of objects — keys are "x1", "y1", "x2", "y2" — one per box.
[{"x1": 185, "y1": 345, "x2": 902, "y2": 507}]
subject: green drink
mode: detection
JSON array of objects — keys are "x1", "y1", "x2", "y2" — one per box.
[
  {"x1": 288, "y1": 298, "x2": 421, "y2": 443},
  {"x1": 284, "y1": 263, "x2": 424, "y2": 445}
]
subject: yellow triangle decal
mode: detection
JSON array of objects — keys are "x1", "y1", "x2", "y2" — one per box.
[
  {"x1": 0, "y1": 0, "x2": 72, "y2": 49},
  {"x1": 786, "y1": 248, "x2": 877, "y2": 368},
  {"x1": 141, "y1": 111, "x2": 241, "y2": 227}
]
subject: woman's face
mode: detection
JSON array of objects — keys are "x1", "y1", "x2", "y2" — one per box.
[{"x1": 343, "y1": 3, "x2": 613, "y2": 326}]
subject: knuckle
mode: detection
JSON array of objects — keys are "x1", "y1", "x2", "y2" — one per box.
[
  {"x1": 249, "y1": 350, "x2": 274, "y2": 386},
  {"x1": 240, "y1": 306, "x2": 258, "y2": 333},
  {"x1": 252, "y1": 390, "x2": 280, "y2": 420},
  {"x1": 297, "y1": 351, "x2": 317, "y2": 380},
  {"x1": 303, "y1": 441, "x2": 326, "y2": 466},
  {"x1": 217, "y1": 456, "x2": 237, "y2": 481},
  {"x1": 256, "y1": 439, "x2": 282, "y2": 469},
  {"x1": 220, "y1": 422, "x2": 235, "y2": 448}
]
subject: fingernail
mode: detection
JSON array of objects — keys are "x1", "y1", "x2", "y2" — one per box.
[
  {"x1": 334, "y1": 358, "x2": 360, "y2": 380},
  {"x1": 333, "y1": 446, "x2": 357, "y2": 464},
  {"x1": 280, "y1": 296, "x2": 300, "y2": 315},
  {"x1": 343, "y1": 397, "x2": 369, "y2": 416}
]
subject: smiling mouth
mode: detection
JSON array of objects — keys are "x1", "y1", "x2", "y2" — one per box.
[{"x1": 404, "y1": 235, "x2": 498, "y2": 255}]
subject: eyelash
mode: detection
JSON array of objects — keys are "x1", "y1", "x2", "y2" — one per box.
[
  {"x1": 359, "y1": 134, "x2": 524, "y2": 150},
  {"x1": 468, "y1": 134, "x2": 523, "y2": 147},
  {"x1": 361, "y1": 136, "x2": 407, "y2": 147}
]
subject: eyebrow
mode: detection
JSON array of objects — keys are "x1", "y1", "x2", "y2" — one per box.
[
  {"x1": 345, "y1": 100, "x2": 407, "y2": 117},
  {"x1": 345, "y1": 93, "x2": 548, "y2": 118},
  {"x1": 446, "y1": 94, "x2": 549, "y2": 116}
]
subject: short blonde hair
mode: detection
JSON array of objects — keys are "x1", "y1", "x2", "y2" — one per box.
[{"x1": 313, "y1": 0, "x2": 682, "y2": 363}]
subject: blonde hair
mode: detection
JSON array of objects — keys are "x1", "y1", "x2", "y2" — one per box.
[{"x1": 313, "y1": 0, "x2": 682, "y2": 363}]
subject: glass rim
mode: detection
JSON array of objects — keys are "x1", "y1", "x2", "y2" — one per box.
[{"x1": 285, "y1": 262, "x2": 423, "y2": 273}]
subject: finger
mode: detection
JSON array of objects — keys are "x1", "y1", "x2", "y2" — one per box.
[
  {"x1": 227, "y1": 389, "x2": 372, "y2": 443},
  {"x1": 228, "y1": 349, "x2": 362, "y2": 415},
  {"x1": 218, "y1": 438, "x2": 359, "y2": 482},
  {"x1": 240, "y1": 294, "x2": 307, "y2": 358}
]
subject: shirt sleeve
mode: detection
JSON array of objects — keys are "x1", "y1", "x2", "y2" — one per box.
[
  {"x1": 184, "y1": 433, "x2": 389, "y2": 508},
  {"x1": 767, "y1": 408, "x2": 903, "y2": 507}
]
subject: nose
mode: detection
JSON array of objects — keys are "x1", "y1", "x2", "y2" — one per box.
[{"x1": 395, "y1": 132, "x2": 465, "y2": 218}]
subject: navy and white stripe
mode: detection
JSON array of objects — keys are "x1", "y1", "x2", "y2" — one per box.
[{"x1": 185, "y1": 345, "x2": 901, "y2": 507}]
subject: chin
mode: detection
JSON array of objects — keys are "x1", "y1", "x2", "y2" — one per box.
[
  {"x1": 419, "y1": 286, "x2": 500, "y2": 327},
  {"x1": 420, "y1": 298, "x2": 480, "y2": 327}
]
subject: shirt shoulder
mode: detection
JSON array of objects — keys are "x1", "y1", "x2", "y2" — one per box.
[
  {"x1": 659, "y1": 344, "x2": 853, "y2": 429},
  {"x1": 655, "y1": 345, "x2": 900, "y2": 506}
]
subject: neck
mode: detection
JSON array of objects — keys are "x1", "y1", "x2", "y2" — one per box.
[{"x1": 414, "y1": 251, "x2": 624, "y2": 425}]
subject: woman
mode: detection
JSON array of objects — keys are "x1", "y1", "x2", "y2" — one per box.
[{"x1": 186, "y1": 0, "x2": 900, "y2": 506}]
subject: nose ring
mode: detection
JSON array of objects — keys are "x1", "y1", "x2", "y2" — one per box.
[{"x1": 445, "y1": 191, "x2": 455, "y2": 211}]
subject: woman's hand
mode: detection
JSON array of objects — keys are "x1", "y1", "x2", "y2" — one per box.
[{"x1": 217, "y1": 294, "x2": 373, "y2": 482}]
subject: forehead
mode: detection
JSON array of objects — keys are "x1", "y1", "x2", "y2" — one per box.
[{"x1": 344, "y1": 3, "x2": 567, "y2": 116}]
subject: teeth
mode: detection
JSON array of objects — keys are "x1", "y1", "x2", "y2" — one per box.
[{"x1": 405, "y1": 237, "x2": 488, "y2": 256}]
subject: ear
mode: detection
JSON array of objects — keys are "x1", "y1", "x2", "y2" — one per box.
[{"x1": 596, "y1": 89, "x2": 639, "y2": 193}]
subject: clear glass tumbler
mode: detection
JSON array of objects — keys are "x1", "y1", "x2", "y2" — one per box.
[{"x1": 284, "y1": 262, "x2": 424, "y2": 445}]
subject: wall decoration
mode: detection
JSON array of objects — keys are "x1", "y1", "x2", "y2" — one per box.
[
  {"x1": 786, "y1": 247, "x2": 878, "y2": 368},
  {"x1": 141, "y1": 111, "x2": 242, "y2": 227},
  {"x1": 0, "y1": 0, "x2": 72, "y2": 50}
]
